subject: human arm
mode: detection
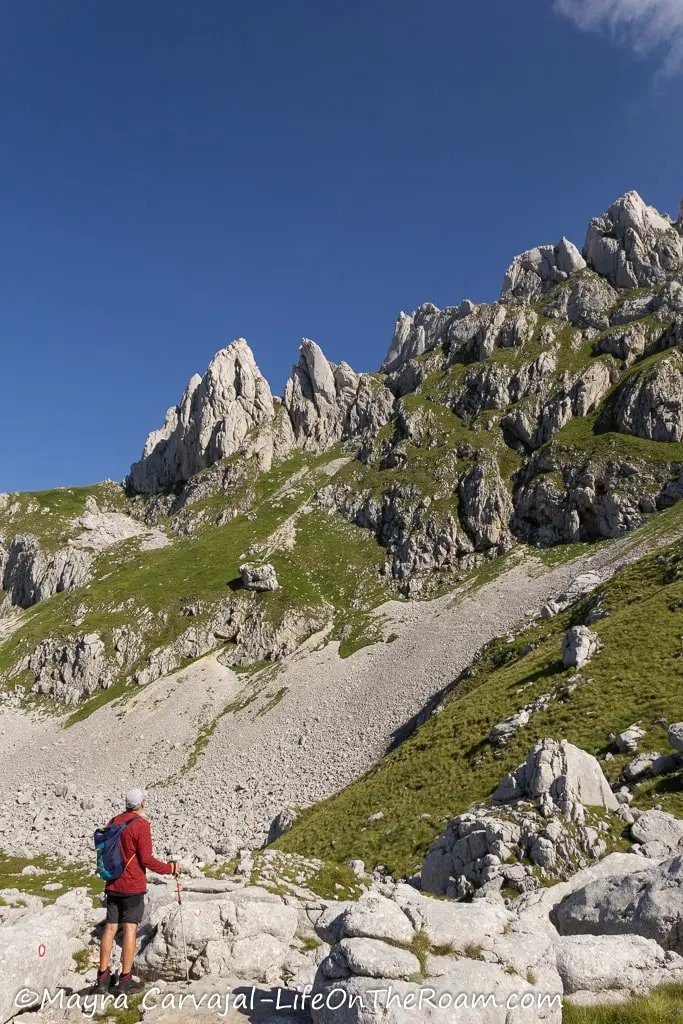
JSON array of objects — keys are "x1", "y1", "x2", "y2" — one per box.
[{"x1": 134, "y1": 819, "x2": 176, "y2": 875}]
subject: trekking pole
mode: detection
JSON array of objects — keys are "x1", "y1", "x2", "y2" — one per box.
[{"x1": 176, "y1": 876, "x2": 190, "y2": 984}]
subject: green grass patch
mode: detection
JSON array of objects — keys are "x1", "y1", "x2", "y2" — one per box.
[
  {"x1": 276, "y1": 535, "x2": 683, "y2": 876},
  {"x1": 563, "y1": 984, "x2": 683, "y2": 1024},
  {"x1": 0, "y1": 851, "x2": 103, "y2": 902}
]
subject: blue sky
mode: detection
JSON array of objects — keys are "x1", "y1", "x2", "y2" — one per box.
[{"x1": 1, "y1": 0, "x2": 682, "y2": 492}]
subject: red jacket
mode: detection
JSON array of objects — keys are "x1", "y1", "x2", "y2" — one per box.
[{"x1": 105, "y1": 811, "x2": 174, "y2": 894}]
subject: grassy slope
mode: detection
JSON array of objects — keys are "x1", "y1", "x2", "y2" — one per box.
[
  {"x1": 0, "y1": 449, "x2": 395, "y2": 714},
  {"x1": 0, "y1": 481, "x2": 129, "y2": 553},
  {"x1": 276, "y1": 514, "x2": 683, "y2": 877}
]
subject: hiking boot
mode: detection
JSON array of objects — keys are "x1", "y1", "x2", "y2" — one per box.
[
  {"x1": 113, "y1": 973, "x2": 145, "y2": 995},
  {"x1": 93, "y1": 970, "x2": 113, "y2": 994}
]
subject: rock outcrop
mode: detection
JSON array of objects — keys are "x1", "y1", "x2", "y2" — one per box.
[
  {"x1": 611, "y1": 350, "x2": 683, "y2": 442},
  {"x1": 502, "y1": 237, "x2": 586, "y2": 301},
  {"x1": 421, "y1": 740, "x2": 618, "y2": 900},
  {"x1": 283, "y1": 339, "x2": 394, "y2": 451},
  {"x1": 129, "y1": 340, "x2": 290, "y2": 494},
  {"x1": 0, "y1": 535, "x2": 93, "y2": 612},
  {"x1": 584, "y1": 190, "x2": 683, "y2": 289}
]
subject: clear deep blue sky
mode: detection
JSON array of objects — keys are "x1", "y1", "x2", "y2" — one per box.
[{"x1": 1, "y1": 0, "x2": 681, "y2": 492}]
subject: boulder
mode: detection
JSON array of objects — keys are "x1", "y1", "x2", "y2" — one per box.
[
  {"x1": 393, "y1": 884, "x2": 510, "y2": 952},
  {"x1": 239, "y1": 562, "x2": 279, "y2": 592},
  {"x1": 630, "y1": 809, "x2": 683, "y2": 854},
  {"x1": 623, "y1": 752, "x2": 676, "y2": 783},
  {"x1": 135, "y1": 888, "x2": 298, "y2": 981},
  {"x1": 494, "y1": 739, "x2": 618, "y2": 816},
  {"x1": 556, "y1": 933, "x2": 683, "y2": 998},
  {"x1": 614, "y1": 724, "x2": 646, "y2": 754},
  {"x1": 669, "y1": 722, "x2": 683, "y2": 752},
  {"x1": 267, "y1": 807, "x2": 299, "y2": 843},
  {"x1": 312, "y1": 959, "x2": 563, "y2": 1023},
  {"x1": 341, "y1": 893, "x2": 415, "y2": 945},
  {"x1": 553, "y1": 853, "x2": 683, "y2": 953},
  {"x1": 0, "y1": 904, "x2": 85, "y2": 1024},
  {"x1": 562, "y1": 626, "x2": 600, "y2": 670},
  {"x1": 335, "y1": 938, "x2": 420, "y2": 980}
]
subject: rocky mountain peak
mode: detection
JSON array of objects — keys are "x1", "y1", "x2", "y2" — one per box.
[
  {"x1": 584, "y1": 189, "x2": 683, "y2": 289},
  {"x1": 129, "y1": 338, "x2": 276, "y2": 494}
]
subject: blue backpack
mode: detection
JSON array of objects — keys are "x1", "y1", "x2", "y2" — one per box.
[{"x1": 94, "y1": 818, "x2": 135, "y2": 881}]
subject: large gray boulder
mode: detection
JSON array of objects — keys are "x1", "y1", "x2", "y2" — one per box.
[
  {"x1": 553, "y1": 853, "x2": 683, "y2": 953},
  {"x1": 0, "y1": 901, "x2": 88, "y2": 1024},
  {"x1": 501, "y1": 237, "x2": 586, "y2": 301},
  {"x1": 239, "y1": 562, "x2": 279, "y2": 592},
  {"x1": 630, "y1": 809, "x2": 683, "y2": 856},
  {"x1": 556, "y1": 933, "x2": 683, "y2": 998},
  {"x1": 312, "y1": 959, "x2": 563, "y2": 1023},
  {"x1": 562, "y1": 626, "x2": 600, "y2": 670},
  {"x1": 493, "y1": 739, "x2": 618, "y2": 817},
  {"x1": 136, "y1": 887, "x2": 298, "y2": 982},
  {"x1": 584, "y1": 190, "x2": 683, "y2": 289},
  {"x1": 341, "y1": 893, "x2": 415, "y2": 945}
]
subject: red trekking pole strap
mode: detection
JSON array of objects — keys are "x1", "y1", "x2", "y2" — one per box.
[{"x1": 176, "y1": 880, "x2": 182, "y2": 904}]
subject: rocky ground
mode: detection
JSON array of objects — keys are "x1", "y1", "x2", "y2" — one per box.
[{"x1": 4, "y1": 735, "x2": 683, "y2": 1023}]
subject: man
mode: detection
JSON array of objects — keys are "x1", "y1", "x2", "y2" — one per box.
[{"x1": 97, "y1": 787, "x2": 179, "y2": 994}]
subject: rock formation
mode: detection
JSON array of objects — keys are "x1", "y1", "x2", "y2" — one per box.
[
  {"x1": 502, "y1": 237, "x2": 586, "y2": 301},
  {"x1": 129, "y1": 339, "x2": 289, "y2": 494},
  {"x1": 584, "y1": 190, "x2": 683, "y2": 289}
]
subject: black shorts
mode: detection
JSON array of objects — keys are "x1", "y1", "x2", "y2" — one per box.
[{"x1": 105, "y1": 892, "x2": 145, "y2": 925}]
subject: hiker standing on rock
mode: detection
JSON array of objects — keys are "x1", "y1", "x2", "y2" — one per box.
[{"x1": 96, "y1": 787, "x2": 179, "y2": 994}]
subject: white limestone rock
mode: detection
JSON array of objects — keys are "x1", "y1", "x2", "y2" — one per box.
[
  {"x1": 341, "y1": 893, "x2": 415, "y2": 945},
  {"x1": 1, "y1": 534, "x2": 93, "y2": 612},
  {"x1": 26, "y1": 632, "x2": 112, "y2": 705},
  {"x1": 0, "y1": 904, "x2": 85, "y2": 1024},
  {"x1": 458, "y1": 460, "x2": 513, "y2": 551},
  {"x1": 494, "y1": 739, "x2": 618, "y2": 816},
  {"x1": 502, "y1": 237, "x2": 586, "y2": 301},
  {"x1": 129, "y1": 339, "x2": 289, "y2": 494},
  {"x1": 556, "y1": 933, "x2": 683, "y2": 998},
  {"x1": 562, "y1": 626, "x2": 600, "y2": 670},
  {"x1": 335, "y1": 937, "x2": 420, "y2": 980},
  {"x1": 284, "y1": 339, "x2": 394, "y2": 451},
  {"x1": 584, "y1": 190, "x2": 683, "y2": 289},
  {"x1": 553, "y1": 854, "x2": 683, "y2": 953},
  {"x1": 611, "y1": 350, "x2": 683, "y2": 442},
  {"x1": 669, "y1": 722, "x2": 683, "y2": 752},
  {"x1": 239, "y1": 562, "x2": 279, "y2": 592}
]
